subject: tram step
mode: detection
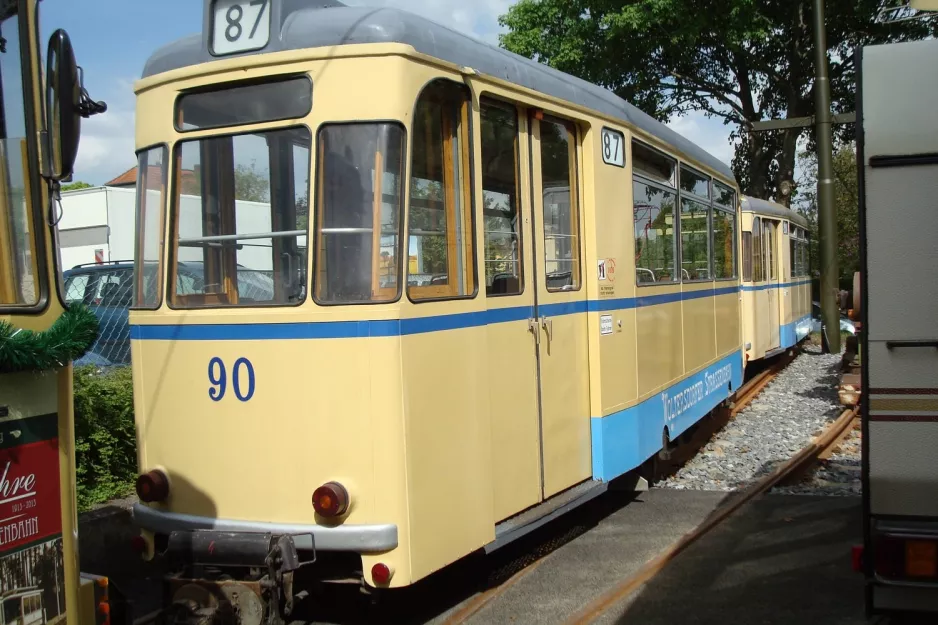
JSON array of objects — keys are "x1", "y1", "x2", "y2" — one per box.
[{"x1": 486, "y1": 480, "x2": 607, "y2": 553}]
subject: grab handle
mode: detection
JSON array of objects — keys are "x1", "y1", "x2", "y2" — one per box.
[{"x1": 886, "y1": 340, "x2": 938, "y2": 349}]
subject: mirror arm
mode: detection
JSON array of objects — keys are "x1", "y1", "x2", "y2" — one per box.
[{"x1": 74, "y1": 66, "x2": 107, "y2": 118}]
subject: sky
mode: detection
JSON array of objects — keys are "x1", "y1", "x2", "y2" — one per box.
[{"x1": 39, "y1": 0, "x2": 739, "y2": 186}]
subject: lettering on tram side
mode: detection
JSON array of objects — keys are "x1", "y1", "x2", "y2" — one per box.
[
  {"x1": 662, "y1": 363, "x2": 734, "y2": 424},
  {"x1": 0, "y1": 413, "x2": 67, "y2": 621}
]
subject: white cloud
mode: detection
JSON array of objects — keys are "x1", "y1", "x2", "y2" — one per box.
[
  {"x1": 666, "y1": 111, "x2": 737, "y2": 168},
  {"x1": 72, "y1": 78, "x2": 138, "y2": 185}
]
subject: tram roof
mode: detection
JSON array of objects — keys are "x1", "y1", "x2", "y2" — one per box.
[
  {"x1": 741, "y1": 196, "x2": 810, "y2": 229},
  {"x1": 142, "y1": 1, "x2": 735, "y2": 181}
]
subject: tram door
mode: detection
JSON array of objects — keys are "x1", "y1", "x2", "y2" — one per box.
[
  {"x1": 528, "y1": 114, "x2": 592, "y2": 499},
  {"x1": 764, "y1": 219, "x2": 781, "y2": 349}
]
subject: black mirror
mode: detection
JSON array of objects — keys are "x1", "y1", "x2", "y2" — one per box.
[{"x1": 45, "y1": 29, "x2": 81, "y2": 182}]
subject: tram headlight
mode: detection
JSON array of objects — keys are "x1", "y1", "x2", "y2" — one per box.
[
  {"x1": 312, "y1": 481, "x2": 349, "y2": 518},
  {"x1": 135, "y1": 469, "x2": 170, "y2": 503}
]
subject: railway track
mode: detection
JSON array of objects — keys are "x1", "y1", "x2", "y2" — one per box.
[{"x1": 443, "y1": 350, "x2": 807, "y2": 625}]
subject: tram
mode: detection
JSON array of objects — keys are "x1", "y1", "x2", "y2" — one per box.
[
  {"x1": 128, "y1": 2, "x2": 746, "y2": 620},
  {"x1": 0, "y1": 1, "x2": 124, "y2": 623},
  {"x1": 739, "y1": 196, "x2": 812, "y2": 364}
]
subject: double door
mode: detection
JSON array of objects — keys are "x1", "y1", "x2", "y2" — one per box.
[
  {"x1": 763, "y1": 219, "x2": 780, "y2": 350},
  {"x1": 487, "y1": 107, "x2": 591, "y2": 522}
]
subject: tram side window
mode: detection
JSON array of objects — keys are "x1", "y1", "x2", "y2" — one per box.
[
  {"x1": 712, "y1": 182, "x2": 736, "y2": 280},
  {"x1": 742, "y1": 231, "x2": 752, "y2": 282},
  {"x1": 790, "y1": 229, "x2": 797, "y2": 278},
  {"x1": 633, "y1": 140, "x2": 677, "y2": 284},
  {"x1": 408, "y1": 80, "x2": 476, "y2": 300},
  {"x1": 752, "y1": 217, "x2": 763, "y2": 281},
  {"x1": 133, "y1": 146, "x2": 168, "y2": 309},
  {"x1": 540, "y1": 116, "x2": 580, "y2": 291},
  {"x1": 170, "y1": 127, "x2": 311, "y2": 308},
  {"x1": 679, "y1": 165, "x2": 711, "y2": 281},
  {"x1": 315, "y1": 123, "x2": 405, "y2": 304},
  {"x1": 0, "y1": 11, "x2": 40, "y2": 308},
  {"x1": 481, "y1": 98, "x2": 522, "y2": 296}
]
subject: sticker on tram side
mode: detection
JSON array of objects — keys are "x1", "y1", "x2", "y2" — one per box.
[
  {"x1": 600, "y1": 315, "x2": 614, "y2": 335},
  {"x1": 0, "y1": 413, "x2": 67, "y2": 622}
]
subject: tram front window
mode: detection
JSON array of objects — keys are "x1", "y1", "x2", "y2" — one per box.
[
  {"x1": 169, "y1": 127, "x2": 311, "y2": 308},
  {"x1": 0, "y1": 7, "x2": 40, "y2": 307}
]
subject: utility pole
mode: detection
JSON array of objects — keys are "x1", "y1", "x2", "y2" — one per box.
[
  {"x1": 750, "y1": 0, "x2": 844, "y2": 354},
  {"x1": 813, "y1": 0, "x2": 840, "y2": 354}
]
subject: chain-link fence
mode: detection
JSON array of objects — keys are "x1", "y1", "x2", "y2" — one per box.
[
  {"x1": 64, "y1": 264, "x2": 134, "y2": 366},
  {"x1": 63, "y1": 262, "x2": 279, "y2": 366}
]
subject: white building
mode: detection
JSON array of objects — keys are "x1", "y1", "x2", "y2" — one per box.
[{"x1": 57, "y1": 185, "x2": 137, "y2": 270}]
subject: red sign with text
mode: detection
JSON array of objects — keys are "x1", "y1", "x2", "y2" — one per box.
[{"x1": 0, "y1": 437, "x2": 62, "y2": 553}]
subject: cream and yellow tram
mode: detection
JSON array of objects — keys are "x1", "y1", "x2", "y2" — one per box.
[
  {"x1": 129, "y1": 1, "x2": 743, "y2": 617},
  {"x1": 739, "y1": 196, "x2": 812, "y2": 363}
]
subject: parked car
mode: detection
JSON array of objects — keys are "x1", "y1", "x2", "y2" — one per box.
[
  {"x1": 64, "y1": 261, "x2": 276, "y2": 367},
  {"x1": 809, "y1": 300, "x2": 856, "y2": 336}
]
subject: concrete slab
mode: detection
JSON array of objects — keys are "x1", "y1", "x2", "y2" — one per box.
[
  {"x1": 596, "y1": 494, "x2": 867, "y2": 625},
  {"x1": 455, "y1": 489, "x2": 729, "y2": 625}
]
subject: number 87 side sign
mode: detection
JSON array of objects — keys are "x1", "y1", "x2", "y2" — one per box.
[{"x1": 601, "y1": 127, "x2": 625, "y2": 168}]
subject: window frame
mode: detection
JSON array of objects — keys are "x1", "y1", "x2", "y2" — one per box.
[
  {"x1": 166, "y1": 124, "x2": 313, "y2": 310},
  {"x1": 751, "y1": 216, "x2": 763, "y2": 282},
  {"x1": 711, "y1": 205, "x2": 737, "y2": 282},
  {"x1": 677, "y1": 163, "x2": 712, "y2": 284},
  {"x1": 0, "y1": 6, "x2": 49, "y2": 314},
  {"x1": 312, "y1": 120, "x2": 407, "y2": 307},
  {"x1": 406, "y1": 78, "x2": 479, "y2": 304},
  {"x1": 539, "y1": 113, "x2": 582, "y2": 293},
  {"x1": 742, "y1": 231, "x2": 753, "y2": 282},
  {"x1": 173, "y1": 74, "x2": 312, "y2": 133},
  {"x1": 131, "y1": 143, "x2": 169, "y2": 311},
  {"x1": 711, "y1": 181, "x2": 737, "y2": 282},
  {"x1": 633, "y1": 139, "x2": 679, "y2": 287},
  {"x1": 479, "y1": 94, "x2": 525, "y2": 298}
]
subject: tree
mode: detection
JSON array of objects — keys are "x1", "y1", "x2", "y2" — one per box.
[
  {"x1": 796, "y1": 144, "x2": 859, "y2": 288},
  {"x1": 60, "y1": 181, "x2": 93, "y2": 192},
  {"x1": 499, "y1": 1, "x2": 936, "y2": 204}
]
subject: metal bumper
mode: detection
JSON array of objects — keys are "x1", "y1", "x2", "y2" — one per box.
[{"x1": 132, "y1": 503, "x2": 398, "y2": 553}]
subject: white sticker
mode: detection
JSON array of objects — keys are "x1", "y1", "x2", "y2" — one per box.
[
  {"x1": 598, "y1": 259, "x2": 607, "y2": 281},
  {"x1": 600, "y1": 315, "x2": 613, "y2": 335}
]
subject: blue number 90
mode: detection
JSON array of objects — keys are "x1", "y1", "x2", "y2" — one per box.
[{"x1": 208, "y1": 357, "x2": 227, "y2": 401}]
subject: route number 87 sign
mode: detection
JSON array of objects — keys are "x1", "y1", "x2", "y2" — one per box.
[
  {"x1": 601, "y1": 127, "x2": 625, "y2": 168},
  {"x1": 212, "y1": 0, "x2": 271, "y2": 55}
]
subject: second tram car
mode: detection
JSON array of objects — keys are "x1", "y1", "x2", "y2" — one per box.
[
  {"x1": 740, "y1": 196, "x2": 812, "y2": 363},
  {"x1": 127, "y1": 1, "x2": 762, "y2": 620}
]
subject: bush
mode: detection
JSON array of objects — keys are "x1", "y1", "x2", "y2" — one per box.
[{"x1": 73, "y1": 365, "x2": 137, "y2": 512}]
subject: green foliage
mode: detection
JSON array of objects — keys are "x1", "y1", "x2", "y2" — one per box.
[
  {"x1": 796, "y1": 145, "x2": 859, "y2": 283},
  {"x1": 234, "y1": 161, "x2": 271, "y2": 203},
  {"x1": 73, "y1": 365, "x2": 137, "y2": 511},
  {"x1": 499, "y1": 0, "x2": 937, "y2": 202},
  {"x1": 60, "y1": 181, "x2": 93, "y2": 192},
  {"x1": 0, "y1": 305, "x2": 99, "y2": 373}
]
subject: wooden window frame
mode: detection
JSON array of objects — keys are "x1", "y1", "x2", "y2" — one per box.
[
  {"x1": 313, "y1": 122, "x2": 405, "y2": 305},
  {"x1": 480, "y1": 95, "x2": 524, "y2": 297},
  {"x1": 752, "y1": 216, "x2": 763, "y2": 282},
  {"x1": 633, "y1": 175, "x2": 679, "y2": 286},
  {"x1": 168, "y1": 126, "x2": 311, "y2": 310},
  {"x1": 407, "y1": 80, "x2": 477, "y2": 302},
  {"x1": 540, "y1": 114, "x2": 582, "y2": 292}
]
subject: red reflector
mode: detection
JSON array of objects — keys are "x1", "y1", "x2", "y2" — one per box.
[
  {"x1": 372, "y1": 563, "x2": 392, "y2": 586},
  {"x1": 906, "y1": 540, "x2": 938, "y2": 578},
  {"x1": 852, "y1": 545, "x2": 863, "y2": 572},
  {"x1": 135, "y1": 469, "x2": 169, "y2": 503},
  {"x1": 874, "y1": 536, "x2": 904, "y2": 579},
  {"x1": 312, "y1": 482, "x2": 349, "y2": 518},
  {"x1": 130, "y1": 535, "x2": 147, "y2": 554}
]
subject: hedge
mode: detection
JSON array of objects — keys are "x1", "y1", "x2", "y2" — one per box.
[{"x1": 73, "y1": 365, "x2": 138, "y2": 512}]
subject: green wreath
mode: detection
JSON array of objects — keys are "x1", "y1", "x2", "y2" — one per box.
[{"x1": 0, "y1": 305, "x2": 100, "y2": 374}]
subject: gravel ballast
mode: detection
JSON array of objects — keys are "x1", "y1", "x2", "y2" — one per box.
[{"x1": 655, "y1": 343, "x2": 850, "y2": 493}]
